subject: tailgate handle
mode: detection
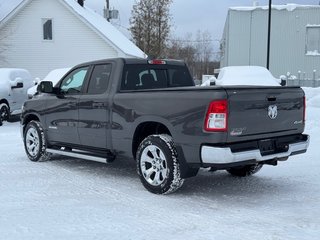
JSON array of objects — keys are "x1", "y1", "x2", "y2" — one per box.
[{"x1": 267, "y1": 96, "x2": 277, "y2": 102}]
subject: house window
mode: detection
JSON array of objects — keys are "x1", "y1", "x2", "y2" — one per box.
[
  {"x1": 306, "y1": 26, "x2": 320, "y2": 56},
  {"x1": 42, "y1": 19, "x2": 53, "y2": 40}
]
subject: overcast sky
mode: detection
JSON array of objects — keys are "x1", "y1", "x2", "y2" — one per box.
[
  {"x1": 1, "y1": 0, "x2": 319, "y2": 41},
  {"x1": 85, "y1": 0, "x2": 320, "y2": 41}
]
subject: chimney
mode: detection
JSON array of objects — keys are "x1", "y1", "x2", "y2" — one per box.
[{"x1": 78, "y1": 0, "x2": 84, "y2": 7}]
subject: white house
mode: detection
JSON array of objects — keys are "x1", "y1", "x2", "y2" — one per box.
[
  {"x1": 221, "y1": 4, "x2": 320, "y2": 79},
  {"x1": 0, "y1": 0, "x2": 146, "y2": 78}
]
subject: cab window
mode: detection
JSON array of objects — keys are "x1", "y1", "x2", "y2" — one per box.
[{"x1": 60, "y1": 67, "x2": 89, "y2": 95}]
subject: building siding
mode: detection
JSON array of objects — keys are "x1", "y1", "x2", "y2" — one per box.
[
  {"x1": 221, "y1": 7, "x2": 320, "y2": 79},
  {"x1": 0, "y1": 0, "x2": 120, "y2": 78}
]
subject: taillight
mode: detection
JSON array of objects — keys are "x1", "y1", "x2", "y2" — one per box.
[
  {"x1": 204, "y1": 100, "x2": 228, "y2": 132},
  {"x1": 303, "y1": 96, "x2": 306, "y2": 123},
  {"x1": 148, "y1": 60, "x2": 166, "y2": 65}
]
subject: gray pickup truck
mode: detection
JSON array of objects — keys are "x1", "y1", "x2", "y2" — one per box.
[{"x1": 21, "y1": 58, "x2": 309, "y2": 194}]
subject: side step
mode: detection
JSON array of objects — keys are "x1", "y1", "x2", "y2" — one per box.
[{"x1": 46, "y1": 148, "x2": 108, "y2": 164}]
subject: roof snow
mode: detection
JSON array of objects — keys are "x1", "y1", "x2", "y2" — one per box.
[
  {"x1": 62, "y1": 0, "x2": 145, "y2": 58},
  {"x1": 0, "y1": 0, "x2": 22, "y2": 22},
  {"x1": 230, "y1": 4, "x2": 320, "y2": 12},
  {"x1": 0, "y1": 0, "x2": 146, "y2": 58}
]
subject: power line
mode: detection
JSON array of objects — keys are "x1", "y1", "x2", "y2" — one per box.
[{"x1": 168, "y1": 38, "x2": 221, "y2": 43}]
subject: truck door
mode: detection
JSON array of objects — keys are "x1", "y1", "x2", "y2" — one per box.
[
  {"x1": 78, "y1": 64, "x2": 112, "y2": 149},
  {"x1": 44, "y1": 66, "x2": 89, "y2": 145}
]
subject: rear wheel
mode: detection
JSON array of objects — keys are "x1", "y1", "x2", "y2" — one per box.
[
  {"x1": 0, "y1": 103, "x2": 10, "y2": 121},
  {"x1": 23, "y1": 121, "x2": 51, "y2": 162},
  {"x1": 226, "y1": 163, "x2": 263, "y2": 177},
  {"x1": 136, "y1": 134, "x2": 184, "y2": 194}
]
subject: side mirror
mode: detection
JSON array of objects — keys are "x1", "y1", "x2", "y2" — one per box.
[
  {"x1": 10, "y1": 77, "x2": 24, "y2": 89},
  {"x1": 38, "y1": 81, "x2": 53, "y2": 93}
]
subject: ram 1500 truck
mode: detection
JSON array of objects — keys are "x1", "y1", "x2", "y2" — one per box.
[{"x1": 21, "y1": 58, "x2": 310, "y2": 194}]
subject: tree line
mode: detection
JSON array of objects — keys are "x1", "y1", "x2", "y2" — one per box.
[{"x1": 130, "y1": 0, "x2": 220, "y2": 80}]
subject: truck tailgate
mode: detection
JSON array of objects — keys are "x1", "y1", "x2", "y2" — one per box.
[{"x1": 226, "y1": 87, "x2": 305, "y2": 143}]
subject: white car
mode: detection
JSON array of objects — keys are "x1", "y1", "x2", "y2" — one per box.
[
  {"x1": 0, "y1": 68, "x2": 34, "y2": 121},
  {"x1": 27, "y1": 68, "x2": 71, "y2": 99}
]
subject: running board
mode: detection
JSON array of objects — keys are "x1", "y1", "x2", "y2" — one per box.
[{"x1": 46, "y1": 149, "x2": 107, "y2": 164}]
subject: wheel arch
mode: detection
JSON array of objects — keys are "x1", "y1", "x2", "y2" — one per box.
[
  {"x1": 22, "y1": 113, "x2": 41, "y2": 133},
  {"x1": 132, "y1": 121, "x2": 172, "y2": 159},
  {"x1": 0, "y1": 99, "x2": 9, "y2": 106},
  {"x1": 131, "y1": 118, "x2": 199, "y2": 179}
]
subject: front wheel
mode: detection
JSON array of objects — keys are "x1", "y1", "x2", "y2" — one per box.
[
  {"x1": 23, "y1": 120, "x2": 51, "y2": 162},
  {"x1": 136, "y1": 134, "x2": 184, "y2": 194},
  {"x1": 226, "y1": 163, "x2": 263, "y2": 177},
  {"x1": 0, "y1": 103, "x2": 10, "y2": 121}
]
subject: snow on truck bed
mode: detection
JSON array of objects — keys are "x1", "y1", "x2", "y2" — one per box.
[
  {"x1": 0, "y1": 88, "x2": 319, "y2": 239},
  {"x1": 216, "y1": 66, "x2": 280, "y2": 86}
]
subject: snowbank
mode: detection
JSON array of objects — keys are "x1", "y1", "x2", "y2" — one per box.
[
  {"x1": 303, "y1": 87, "x2": 320, "y2": 108},
  {"x1": 216, "y1": 66, "x2": 280, "y2": 86}
]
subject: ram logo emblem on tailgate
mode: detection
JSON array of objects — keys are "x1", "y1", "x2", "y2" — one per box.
[{"x1": 268, "y1": 105, "x2": 278, "y2": 119}]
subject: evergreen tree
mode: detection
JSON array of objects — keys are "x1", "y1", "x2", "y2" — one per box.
[{"x1": 130, "y1": 0, "x2": 172, "y2": 58}]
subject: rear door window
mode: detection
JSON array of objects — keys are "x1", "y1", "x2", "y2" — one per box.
[{"x1": 87, "y1": 64, "x2": 112, "y2": 94}]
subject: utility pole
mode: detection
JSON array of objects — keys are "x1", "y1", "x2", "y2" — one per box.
[
  {"x1": 106, "y1": 0, "x2": 110, "y2": 22},
  {"x1": 104, "y1": 0, "x2": 118, "y2": 22},
  {"x1": 267, "y1": 0, "x2": 272, "y2": 70}
]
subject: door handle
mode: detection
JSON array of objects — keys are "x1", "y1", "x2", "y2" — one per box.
[{"x1": 267, "y1": 96, "x2": 276, "y2": 102}]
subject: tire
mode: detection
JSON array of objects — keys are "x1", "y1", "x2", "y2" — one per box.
[
  {"x1": 23, "y1": 120, "x2": 51, "y2": 162},
  {"x1": 0, "y1": 103, "x2": 10, "y2": 121},
  {"x1": 226, "y1": 163, "x2": 263, "y2": 177},
  {"x1": 136, "y1": 134, "x2": 184, "y2": 195}
]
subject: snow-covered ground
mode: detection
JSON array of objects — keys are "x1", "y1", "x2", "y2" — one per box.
[{"x1": 0, "y1": 88, "x2": 319, "y2": 240}]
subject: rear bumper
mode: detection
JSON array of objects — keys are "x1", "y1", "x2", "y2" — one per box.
[{"x1": 201, "y1": 135, "x2": 310, "y2": 165}]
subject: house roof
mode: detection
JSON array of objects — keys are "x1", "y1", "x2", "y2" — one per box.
[
  {"x1": 0, "y1": 0, "x2": 146, "y2": 58},
  {"x1": 230, "y1": 4, "x2": 320, "y2": 12}
]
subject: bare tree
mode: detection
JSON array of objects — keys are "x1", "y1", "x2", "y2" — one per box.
[
  {"x1": 130, "y1": 0, "x2": 172, "y2": 58},
  {"x1": 167, "y1": 31, "x2": 220, "y2": 79},
  {"x1": 166, "y1": 34, "x2": 197, "y2": 75}
]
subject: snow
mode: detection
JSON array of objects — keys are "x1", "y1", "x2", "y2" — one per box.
[
  {"x1": 27, "y1": 68, "x2": 71, "y2": 97},
  {"x1": 216, "y1": 66, "x2": 280, "y2": 86},
  {"x1": 306, "y1": 50, "x2": 320, "y2": 56},
  {"x1": 0, "y1": 88, "x2": 319, "y2": 239},
  {"x1": 306, "y1": 24, "x2": 320, "y2": 27},
  {"x1": 0, "y1": 0, "x2": 22, "y2": 22},
  {"x1": 230, "y1": 4, "x2": 320, "y2": 12},
  {"x1": 63, "y1": 0, "x2": 146, "y2": 58}
]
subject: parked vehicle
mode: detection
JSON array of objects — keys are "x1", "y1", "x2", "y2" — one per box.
[
  {"x1": 21, "y1": 58, "x2": 309, "y2": 194},
  {"x1": 0, "y1": 68, "x2": 33, "y2": 121},
  {"x1": 27, "y1": 68, "x2": 71, "y2": 99}
]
